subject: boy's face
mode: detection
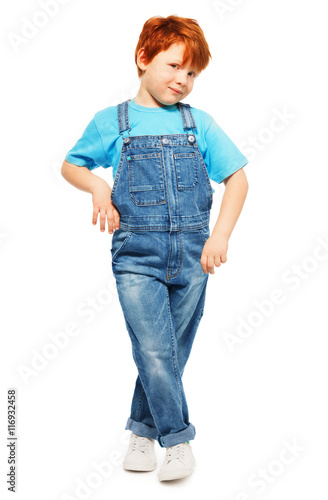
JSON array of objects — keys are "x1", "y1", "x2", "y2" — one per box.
[{"x1": 137, "y1": 43, "x2": 198, "y2": 107}]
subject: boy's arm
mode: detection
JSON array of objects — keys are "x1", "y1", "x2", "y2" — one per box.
[
  {"x1": 61, "y1": 160, "x2": 120, "y2": 233},
  {"x1": 200, "y1": 168, "x2": 248, "y2": 274}
]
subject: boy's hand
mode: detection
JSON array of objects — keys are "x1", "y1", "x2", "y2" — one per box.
[
  {"x1": 200, "y1": 233, "x2": 229, "y2": 274},
  {"x1": 90, "y1": 179, "x2": 120, "y2": 234}
]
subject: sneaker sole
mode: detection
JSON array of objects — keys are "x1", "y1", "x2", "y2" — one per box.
[
  {"x1": 123, "y1": 461, "x2": 157, "y2": 472},
  {"x1": 158, "y1": 466, "x2": 194, "y2": 482}
]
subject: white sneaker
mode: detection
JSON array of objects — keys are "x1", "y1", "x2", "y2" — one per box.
[
  {"x1": 123, "y1": 432, "x2": 157, "y2": 472},
  {"x1": 158, "y1": 442, "x2": 195, "y2": 481}
]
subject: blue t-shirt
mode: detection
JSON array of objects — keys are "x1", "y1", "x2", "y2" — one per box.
[{"x1": 65, "y1": 98, "x2": 248, "y2": 187}]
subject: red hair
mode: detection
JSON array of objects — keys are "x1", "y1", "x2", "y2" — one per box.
[{"x1": 135, "y1": 15, "x2": 212, "y2": 79}]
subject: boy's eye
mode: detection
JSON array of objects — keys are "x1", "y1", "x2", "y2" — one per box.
[{"x1": 170, "y1": 64, "x2": 196, "y2": 77}]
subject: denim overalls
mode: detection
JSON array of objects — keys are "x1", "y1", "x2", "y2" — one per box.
[{"x1": 110, "y1": 99, "x2": 213, "y2": 448}]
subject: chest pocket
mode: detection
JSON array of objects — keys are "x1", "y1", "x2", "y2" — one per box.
[
  {"x1": 127, "y1": 152, "x2": 166, "y2": 206},
  {"x1": 173, "y1": 152, "x2": 199, "y2": 190}
]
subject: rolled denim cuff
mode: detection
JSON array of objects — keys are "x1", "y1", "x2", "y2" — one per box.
[
  {"x1": 157, "y1": 423, "x2": 196, "y2": 448},
  {"x1": 125, "y1": 418, "x2": 158, "y2": 440}
]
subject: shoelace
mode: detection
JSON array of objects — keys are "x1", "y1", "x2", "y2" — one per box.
[
  {"x1": 131, "y1": 434, "x2": 151, "y2": 454},
  {"x1": 165, "y1": 443, "x2": 185, "y2": 464}
]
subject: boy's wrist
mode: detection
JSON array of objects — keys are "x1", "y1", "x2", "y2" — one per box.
[
  {"x1": 89, "y1": 177, "x2": 111, "y2": 195},
  {"x1": 211, "y1": 226, "x2": 230, "y2": 240}
]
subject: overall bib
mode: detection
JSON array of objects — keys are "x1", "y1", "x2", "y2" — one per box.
[{"x1": 110, "y1": 99, "x2": 213, "y2": 448}]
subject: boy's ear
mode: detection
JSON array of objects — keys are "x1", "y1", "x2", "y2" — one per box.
[{"x1": 137, "y1": 48, "x2": 147, "y2": 71}]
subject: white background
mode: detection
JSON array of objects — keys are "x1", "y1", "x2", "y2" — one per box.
[{"x1": 1, "y1": 0, "x2": 328, "y2": 499}]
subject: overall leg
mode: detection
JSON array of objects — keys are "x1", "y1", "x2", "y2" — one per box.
[{"x1": 114, "y1": 271, "x2": 195, "y2": 446}]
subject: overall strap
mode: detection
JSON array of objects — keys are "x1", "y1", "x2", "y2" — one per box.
[
  {"x1": 178, "y1": 102, "x2": 197, "y2": 132},
  {"x1": 117, "y1": 99, "x2": 131, "y2": 136}
]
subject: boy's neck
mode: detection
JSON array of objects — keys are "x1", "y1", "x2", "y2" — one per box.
[
  {"x1": 133, "y1": 88, "x2": 179, "y2": 109},
  {"x1": 133, "y1": 95, "x2": 167, "y2": 109}
]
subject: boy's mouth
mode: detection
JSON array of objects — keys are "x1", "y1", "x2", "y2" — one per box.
[{"x1": 169, "y1": 87, "x2": 182, "y2": 94}]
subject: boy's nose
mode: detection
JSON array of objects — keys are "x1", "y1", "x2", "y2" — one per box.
[
  {"x1": 176, "y1": 75, "x2": 186, "y2": 83},
  {"x1": 175, "y1": 72, "x2": 188, "y2": 86},
  {"x1": 174, "y1": 80, "x2": 186, "y2": 90}
]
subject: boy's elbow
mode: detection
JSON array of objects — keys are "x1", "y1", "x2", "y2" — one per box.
[{"x1": 61, "y1": 159, "x2": 77, "y2": 178}]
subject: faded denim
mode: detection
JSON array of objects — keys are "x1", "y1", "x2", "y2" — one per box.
[{"x1": 110, "y1": 99, "x2": 212, "y2": 447}]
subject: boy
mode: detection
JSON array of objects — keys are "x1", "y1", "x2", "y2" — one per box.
[{"x1": 61, "y1": 15, "x2": 249, "y2": 482}]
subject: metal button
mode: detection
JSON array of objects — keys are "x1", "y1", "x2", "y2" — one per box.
[
  {"x1": 188, "y1": 135, "x2": 195, "y2": 143},
  {"x1": 123, "y1": 137, "x2": 130, "y2": 144},
  {"x1": 162, "y1": 138, "x2": 169, "y2": 144}
]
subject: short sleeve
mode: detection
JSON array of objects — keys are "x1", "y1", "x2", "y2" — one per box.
[
  {"x1": 205, "y1": 118, "x2": 248, "y2": 184},
  {"x1": 65, "y1": 118, "x2": 111, "y2": 171}
]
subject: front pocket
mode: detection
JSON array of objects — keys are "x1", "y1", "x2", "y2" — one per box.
[
  {"x1": 111, "y1": 230, "x2": 133, "y2": 263},
  {"x1": 127, "y1": 152, "x2": 166, "y2": 206},
  {"x1": 173, "y1": 152, "x2": 198, "y2": 191}
]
